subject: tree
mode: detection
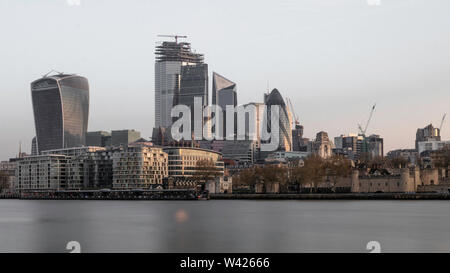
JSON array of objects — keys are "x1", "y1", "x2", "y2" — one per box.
[
  {"x1": 297, "y1": 154, "x2": 326, "y2": 192},
  {"x1": 259, "y1": 164, "x2": 288, "y2": 192},
  {"x1": 192, "y1": 159, "x2": 222, "y2": 185},
  {"x1": 387, "y1": 156, "x2": 409, "y2": 169},
  {"x1": 325, "y1": 155, "x2": 352, "y2": 192}
]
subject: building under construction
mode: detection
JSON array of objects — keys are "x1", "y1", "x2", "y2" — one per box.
[
  {"x1": 155, "y1": 41, "x2": 204, "y2": 64},
  {"x1": 154, "y1": 36, "x2": 208, "y2": 130}
]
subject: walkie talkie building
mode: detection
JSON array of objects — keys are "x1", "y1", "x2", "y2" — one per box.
[{"x1": 31, "y1": 74, "x2": 89, "y2": 154}]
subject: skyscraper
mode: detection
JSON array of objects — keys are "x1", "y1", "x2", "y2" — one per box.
[
  {"x1": 154, "y1": 39, "x2": 205, "y2": 129},
  {"x1": 212, "y1": 72, "x2": 237, "y2": 138},
  {"x1": 31, "y1": 73, "x2": 89, "y2": 153},
  {"x1": 262, "y1": 89, "x2": 292, "y2": 152},
  {"x1": 176, "y1": 64, "x2": 209, "y2": 137}
]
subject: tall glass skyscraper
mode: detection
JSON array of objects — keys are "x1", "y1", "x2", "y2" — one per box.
[
  {"x1": 154, "y1": 40, "x2": 205, "y2": 129},
  {"x1": 212, "y1": 72, "x2": 237, "y2": 138},
  {"x1": 31, "y1": 74, "x2": 89, "y2": 153},
  {"x1": 263, "y1": 88, "x2": 292, "y2": 152}
]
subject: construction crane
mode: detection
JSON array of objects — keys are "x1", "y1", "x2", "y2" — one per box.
[
  {"x1": 286, "y1": 97, "x2": 300, "y2": 127},
  {"x1": 157, "y1": 34, "x2": 187, "y2": 43},
  {"x1": 358, "y1": 103, "x2": 376, "y2": 136},
  {"x1": 439, "y1": 113, "x2": 447, "y2": 132}
]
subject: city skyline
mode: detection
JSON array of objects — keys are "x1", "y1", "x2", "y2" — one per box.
[{"x1": 1, "y1": 0, "x2": 450, "y2": 160}]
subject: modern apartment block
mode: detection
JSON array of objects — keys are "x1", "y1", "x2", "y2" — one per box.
[
  {"x1": 31, "y1": 74, "x2": 89, "y2": 154},
  {"x1": 112, "y1": 145, "x2": 168, "y2": 189},
  {"x1": 15, "y1": 155, "x2": 69, "y2": 191},
  {"x1": 111, "y1": 130, "x2": 141, "y2": 146},
  {"x1": 155, "y1": 39, "x2": 205, "y2": 129},
  {"x1": 41, "y1": 146, "x2": 110, "y2": 189}
]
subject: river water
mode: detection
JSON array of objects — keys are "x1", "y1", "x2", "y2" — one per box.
[{"x1": 0, "y1": 199, "x2": 449, "y2": 252}]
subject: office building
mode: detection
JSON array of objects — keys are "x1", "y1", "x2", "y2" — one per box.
[
  {"x1": 155, "y1": 39, "x2": 204, "y2": 128},
  {"x1": 176, "y1": 64, "x2": 209, "y2": 137},
  {"x1": 221, "y1": 140, "x2": 256, "y2": 164},
  {"x1": 418, "y1": 140, "x2": 450, "y2": 155},
  {"x1": 262, "y1": 89, "x2": 292, "y2": 153},
  {"x1": 163, "y1": 147, "x2": 224, "y2": 181},
  {"x1": 386, "y1": 149, "x2": 418, "y2": 165},
  {"x1": 365, "y1": 134, "x2": 384, "y2": 159},
  {"x1": 31, "y1": 73, "x2": 89, "y2": 153},
  {"x1": 212, "y1": 72, "x2": 237, "y2": 138},
  {"x1": 416, "y1": 124, "x2": 441, "y2": 151},
  {"x1": 111, "y1": 129, "x2": 141, "y2": 146},
  {"x1": 86, "y1": 131, "x2": 111, "y2": 147}
]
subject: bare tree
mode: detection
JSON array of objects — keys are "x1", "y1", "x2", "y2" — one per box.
[
  {"x1": 325, "y1": 155, "x2": 352, "y2": 192},
  {"x1": 192, "y1": 159, "x2": 222, "y2": 185}
]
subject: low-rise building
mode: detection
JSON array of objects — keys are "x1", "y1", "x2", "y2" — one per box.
[
  {"x1": 206, "y1": 176, "x2": 233, "y2": 194},
  {"x1": 418, "y1": 140, "x2": 450, "y2": 155},
  {"x1": 351, "y1": 168, "x2": 439, "y2": 193},
  {"x1": 386, "y1": 149, "x2": 418, "y2": 165},
  {"x1": 163, "y1": 147, "x2": 224, "y2": 189}
]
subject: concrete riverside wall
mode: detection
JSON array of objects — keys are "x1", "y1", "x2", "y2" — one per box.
[{"x1": 210, "y1": 193, "x2": 450, "y2": 200}]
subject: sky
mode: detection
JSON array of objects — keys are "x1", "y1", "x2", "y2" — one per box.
[{"x1": 0, "y1": 0, "x2": 449, "y2": 160}]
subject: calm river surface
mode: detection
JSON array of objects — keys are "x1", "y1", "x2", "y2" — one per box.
[{"x1": 0, "y1": 199, "x2": 449, "y2": 252}]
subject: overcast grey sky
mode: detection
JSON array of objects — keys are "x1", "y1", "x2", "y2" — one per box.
[{"x1": 1, "y1": 0, "x2": 449, "y2": 160}]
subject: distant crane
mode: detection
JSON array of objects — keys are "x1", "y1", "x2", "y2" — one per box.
[
  {"x1": 439, "y1": 113, "x2": 447, "y2": 132},
  {"x1": 358, "y1": 103, "x2": 376, "y2": 136},
  {"x1": 286, "y1": 98, "x2": 300, "y2": 127},
  {"x1": 157, "y1": 34, "x2": 187, "y2": 43}
]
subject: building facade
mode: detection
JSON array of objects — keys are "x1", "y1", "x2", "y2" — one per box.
[
  {"x1": 155, "y1": 40, "x2": 204, "y2": 128},
  {"x1": 212, "y1": 72, "x2": 237, "y2": 138},
  {"x1": 31, "y1": 74, "x2": 89, "y2": 154},
  {"x1": 261, "y1": 89, "x2": 292, "y2": 154},
  {"x1": 176, "y1": 64, "x2": 209, "y2": 137},
  {"x1": 416, "y1": 124, "x2": 441, "y2": 151},
  {"x1": 15, "y1": 155, "x2": 69, "y2": 191},
  {"x1": 313, "y1": 131, "x2": 333, "y2": 158},
  {"x1": 112, "y1": 145, "x2": 168, "y2": 189},
  {"x1": 163, "y1": 147, "x2": 224, "y2": 181},
  {"x1": 111, "y1": 130, "x2": 141, "y2": 147},
  {"x1": 86, "y1": 131, "x2": 111, "y2": 147}
]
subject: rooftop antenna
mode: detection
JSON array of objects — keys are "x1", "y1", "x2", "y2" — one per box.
[{"x1": 157, "y1": 34, "x2": 187, "y2": 44}]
